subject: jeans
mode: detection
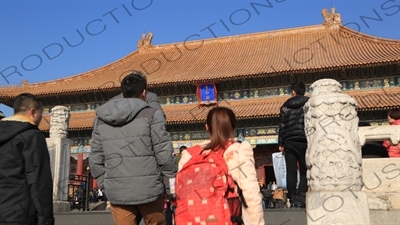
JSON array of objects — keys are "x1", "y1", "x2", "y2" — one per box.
[{"x1": 284, "y1": 139, "x2": 308, "y2": 204}]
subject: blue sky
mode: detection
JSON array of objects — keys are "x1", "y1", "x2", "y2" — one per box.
[{"x1": 1, "y1": 0, "x2": 399, "y2": 116}]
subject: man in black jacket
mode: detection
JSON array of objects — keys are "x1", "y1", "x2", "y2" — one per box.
[
  {"x1": 278, "y1": 82, "x2": 309, "y2": 208},
  {"x1": 0, "y1": 93, "x2": 54, "y2": 225}
]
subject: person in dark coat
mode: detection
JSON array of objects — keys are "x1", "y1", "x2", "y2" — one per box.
[
  {"x1": 278, "y1": 82, "x2": 309, "y2": 208},
  {"x1": 0, "y1": 93, "x2": 54, "y2": 225}
]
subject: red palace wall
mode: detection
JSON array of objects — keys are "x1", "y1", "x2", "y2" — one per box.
[{"x1": 253, "y1": 144, "x2": 280, "y2": 186}]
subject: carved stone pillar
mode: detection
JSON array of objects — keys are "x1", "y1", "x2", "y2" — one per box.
[
  {"x1": 304, "y1": 79, "x2": 362, "y2": 191},
  {"x1": 304, "y1": 79, "x2": 370, "y2": 225},
  {"x1": 47, "y1": 106, "x2": 72, "y2": 212},
  {"x1": 49, "y1": 106, "x2": 70, "y2": 138}
]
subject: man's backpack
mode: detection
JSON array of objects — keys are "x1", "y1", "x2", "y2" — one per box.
[{"x1": 174, "y1": 145, "x2": 243, "y2": 225}]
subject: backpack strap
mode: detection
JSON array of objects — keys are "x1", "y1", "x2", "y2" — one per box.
[
  {"x1": 186, "y1": 145, "x2": 203, "y2": 156},
  {"x1": 224, "y1": 142, "x2": 248, "y2": 210},
  {"x1": 180, "y1": 145, "x2": 208, "y2": 171},
  {"x1": 234, "y1": 180, "x2": 248, "y2": 208}
]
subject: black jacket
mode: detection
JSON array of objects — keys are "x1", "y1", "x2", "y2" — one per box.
[
  {"x1": 0, "y1": 118, "x2": 54, "y2": 225},
  {"x1": 278, "y1": 95, "x2": 309, "y2": 146}
]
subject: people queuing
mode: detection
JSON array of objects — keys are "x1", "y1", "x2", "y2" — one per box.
[
  {"x1": 260, "y1": 183, "x2": 290, "y2": 209},
  {"x1": 2, "y1": 76, "x2": 396, "y2": 225}
]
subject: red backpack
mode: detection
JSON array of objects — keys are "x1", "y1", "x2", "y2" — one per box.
[{"x1": 174, "y1": 145, "x2": 243, "y2": 225}]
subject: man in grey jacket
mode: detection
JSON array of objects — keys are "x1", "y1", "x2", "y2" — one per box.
[
  {"x1": 110, "y1": 91, "x2": 164, "y2": 117},
  {"x1": 89, "y1": 71, "x2": 177, "y2": 225}
]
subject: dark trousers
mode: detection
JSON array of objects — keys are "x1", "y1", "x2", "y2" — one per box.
[
  {"x1": 165, "y1": 201, "x2": 173, "y2": 225},
  {"x1": 284, "y1": 140, "x2": 308, "y2": 203},
  {"x1": 263, "y1": 197, "x2": 270, "y2": 209}
]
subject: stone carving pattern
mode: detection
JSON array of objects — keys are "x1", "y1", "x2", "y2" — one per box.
[
  {"x1": 304, "y1": 79, "x2": 363, "y2": 191},
  {"x1": 50, "y1": 106, "x2": 70, "y2": 138},
  {"x1": 358, "y1": 125, "x2": 400, "y2": 146}
]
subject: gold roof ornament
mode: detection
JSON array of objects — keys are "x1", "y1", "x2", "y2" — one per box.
[
  {"x1": 20, "y1": 80, "x2": 29, "y2": 86},
  {"x1": 137, "y1": 32, "x2": 153, "y2": 50},
  {"x1": 322, "y1": 8, "x2": 342, "y2": 28}
]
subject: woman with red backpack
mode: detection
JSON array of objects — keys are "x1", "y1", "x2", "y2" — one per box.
[{"x1": 174, "y1": 107, "x2": 265, "y2": 225}]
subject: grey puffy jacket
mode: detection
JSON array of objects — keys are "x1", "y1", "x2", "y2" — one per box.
[{"x1": 89, "y1": 97, "x2": 177, "y2": 205}]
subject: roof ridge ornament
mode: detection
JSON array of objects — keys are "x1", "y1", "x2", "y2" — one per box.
[
  {"x1": 322, "y1": 7, "x2": 342, "y2": 28},
  {"x1": 137, "y1": 32, "x2": 153, "y2": 50},
  {"x1": 20, "y1": 79, "x2": 29, "y2": 86}
]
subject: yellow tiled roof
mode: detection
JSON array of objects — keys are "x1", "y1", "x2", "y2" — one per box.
[{"x1": 0, "y1": 25, "x2": 399, "y2": 97}]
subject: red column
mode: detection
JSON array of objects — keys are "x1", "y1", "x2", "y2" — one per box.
[
  {"x1": 261, "y1": 165, "x2": 266, "y2": 186},
  {"x1": 76, "y1": 152, "x2": 84, "y2": 176}
]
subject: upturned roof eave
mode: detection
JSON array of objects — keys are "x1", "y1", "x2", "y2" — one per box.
[
  {"x1": 0, "y1": 23, "x2": 400, "y2": 97},
  {"x1": 1, "y1": 59, "x2": 399, "y2": 98}
]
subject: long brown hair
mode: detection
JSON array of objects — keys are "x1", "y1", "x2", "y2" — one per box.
[{"x1": 203, "y1": 107, "x2": 236, "y2": 151}]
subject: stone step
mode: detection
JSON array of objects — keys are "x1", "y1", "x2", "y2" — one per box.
[
  {"x1": 54, "y1": 209, "x2": 400, "y2": 225},
  {"x1": 89, "y1": 201, "x2": 107, "y2": 211}
]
